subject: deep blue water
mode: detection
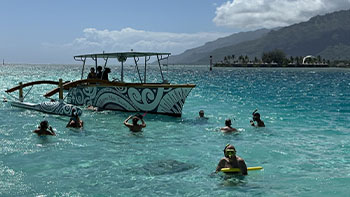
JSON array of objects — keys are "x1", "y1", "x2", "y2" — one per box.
[{"x1": 1, "y1": 64, "x2": 350, "y2": 196}]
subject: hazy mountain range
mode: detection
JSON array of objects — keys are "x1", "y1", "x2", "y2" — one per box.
[{"x1": 168, "y1": 9, "x2": 350, "y2": 65}]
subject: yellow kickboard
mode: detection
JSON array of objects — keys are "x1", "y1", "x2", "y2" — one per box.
[{"x1": 221, "y1": 166, "x2": 263, "y2": 173}]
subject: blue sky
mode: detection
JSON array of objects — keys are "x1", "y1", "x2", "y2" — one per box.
[{"x1": 1, "y1": 0, "x2": 349, "y2": 64}]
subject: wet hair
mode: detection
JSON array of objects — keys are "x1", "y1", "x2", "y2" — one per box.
[
  {"x1": 223, "y1": 144, "x2": 236, "y2": 157},
  {"x1": 71, "y1": 108, "x2": 78, "y2": 116},
  {"x1": 135, "y1": 113, "x2": 143, "y2": 119},
  {"x1": 132, "y1": 117, "x2": 139, "y2": 125},
  {"x1": 40, "y1": 120, "x2": 49, "y2": 129},
  {"x1": 225, "y1": 119, "x2": 232, "y2": 126},
  {"x1": 253, "y1": 113, "x2": 260, "y2": 120}
]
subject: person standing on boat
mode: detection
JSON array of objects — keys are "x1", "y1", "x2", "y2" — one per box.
[
  {"x1": 220, "y1": 119, "x2": 237, "y2": 132},
  {"x1": 215, "y1": 144, "x2": 247, "y2": 175},
  {"x1": 250, "y1": 109, "x2": 265, "y2": 127},
  {"x1": 124, "y1": 115, "x2": 146, "y2": 132},
  {"x1": 96, "y1": 66, "x2": 103, "y2": 79},
  {"x1": 87, "y1": 67, "x2": 96, "y2": 79},
  {"x1": 33, "y1": 120, "x2": 56, "y2": 136},
  {"x1": 66, "y1": 108, "x2": 84, "y2": 128}
]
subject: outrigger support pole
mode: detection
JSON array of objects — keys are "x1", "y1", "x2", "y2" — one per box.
[
  {"x1": 19, "y1": 82, "x2": 23, "y2": 102},
  {"x1": 92, "y1": 55, "x2": 98, "y2": 78},
  {"x1": 134, "y1": 56, "x2": 142, "y2": 83},
  {"x1": 144, "y1": 56, "x2": 151, "y2": 83},
  {"x1": 74, "y1": 56, "x2": 86, "y2": 80},
  {"x1": 59, "y1": 79, "x2": 63, "y2": 102},
  {"x1": 117, "y1": 55, "x2": 127, "y2": 82},
  {"x1": 157, "y1": 55, "x2": 165, "y2": 82},
  {"x1": 103, "y1": 57, "x2": 109, "y2": 69}
]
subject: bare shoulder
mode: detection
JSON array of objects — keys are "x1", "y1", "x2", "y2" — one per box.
[{"x1": 236, "y1": 156, "x2": 245, "y2": 162}]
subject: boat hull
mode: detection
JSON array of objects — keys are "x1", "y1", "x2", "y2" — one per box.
[
  {"x1": 66, "y1": 85, "x2": 194, "y2": 117},
  {"x1": 10, "y1": 101, "x2": 82, "y2": 116}
]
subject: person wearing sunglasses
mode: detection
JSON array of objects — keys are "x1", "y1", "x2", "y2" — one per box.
[{"x1": 215, "y1": 144, "x2": 247, "y2": 175}]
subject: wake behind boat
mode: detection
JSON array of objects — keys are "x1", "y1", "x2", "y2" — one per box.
[{"x1": 6, "y1": 52, "x2": 196, "y2": 117}]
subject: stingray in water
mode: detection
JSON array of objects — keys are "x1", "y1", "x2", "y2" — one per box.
[{"x1": 139, "y1": 159, "x2": 196, "y2": 176}]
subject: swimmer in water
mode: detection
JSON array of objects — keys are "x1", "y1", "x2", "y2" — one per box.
[
  {"x1": 33, "y1": 120, "x2": 56, "y2": 136},
  {"x1": 197, "y1": 110, "x2": 208, "y2": 120},
  {"x1": 250, "y1": 109, "x2": 265, "y2": 127},
  {"x1": 124, "y1": 115, "x2": 146, "y2": 132},
  {"x1": 220, "y1": 119, "x2": 237, "y2": 132},
  {"x1": 66, "y1": 108, "x2": 84, "y2": 128},
  {"x1": 215, "y1": 144, "x2": 247, "y2": 175}
]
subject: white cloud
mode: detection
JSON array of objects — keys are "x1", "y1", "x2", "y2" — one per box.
[
  {"x1": 54, "y1": 27, "x2": 229, "y2": 55},
  {"x1": 213, "y1": 0, "x2": 350, "y2": 30}
]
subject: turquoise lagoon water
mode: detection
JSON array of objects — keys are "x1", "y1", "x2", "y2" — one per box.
[{"x1": 1, "y1": 64, "x2": 350, "y2": 196}]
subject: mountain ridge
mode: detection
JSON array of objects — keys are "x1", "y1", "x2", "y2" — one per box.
[{"x1": 170, "y1": 9, "x2": 350, "y2": 65}]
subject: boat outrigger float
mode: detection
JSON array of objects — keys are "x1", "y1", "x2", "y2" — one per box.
[{"x1": 6, "y1": 52, "x2": 196, "y2": 117}]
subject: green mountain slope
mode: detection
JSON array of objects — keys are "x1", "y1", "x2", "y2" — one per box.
[
  {"x1": 167, "y1": 28, "x2": 270, "y2": 65},
  {"x1": 194, "y1": 9, "x2": 350, "y2": 64}
]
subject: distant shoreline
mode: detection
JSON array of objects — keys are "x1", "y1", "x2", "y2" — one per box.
[{"x1": 214, "y1": 63, "x2": 350, "y2": 68}]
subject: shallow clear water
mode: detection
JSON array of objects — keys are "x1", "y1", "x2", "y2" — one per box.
[{"x1": 1, "y1": 64, "x2": 350, "y2": 196}]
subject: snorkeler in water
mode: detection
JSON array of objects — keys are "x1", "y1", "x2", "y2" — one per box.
[
  {"x1": 33, "y1": 120, "x2": 56, "y2": 136},
  {"x1": 215, "y1": 144, "x2": 247, "y2": 175},
  {"x1": 250, "y1": 109, "x2": 265, "y2": 127},
  {"x1": 124, "y1": 114, "x2": 146, "y2": 132},
  {"x1": 66, "y1": 108, "x2": 84, "y2": 128},
  {"x1": 220, "y1": 119, "x2": 237, "y2": 132}
]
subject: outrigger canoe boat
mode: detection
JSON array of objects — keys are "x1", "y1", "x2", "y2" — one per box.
[{"x1": 6, "y1": 52, "x2": 195, "y2": 117}]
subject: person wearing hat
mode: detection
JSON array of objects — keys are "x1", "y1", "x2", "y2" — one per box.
[
  {"x1": 250, "y1": 109, "x2": 265, "y2": 127},
  {"x1": 220, "y1": 119, "x2": 237, "y2": 132},
  {"x1": 66, "y1": 108, "x2": 84, "y2": 128},
  {"x1": 124, "y1": 114, "x2": 146, "y2": 132},
  {"x1": 33, "y1": 120, "x2": 56, "y2": 136},
  {"x1": 215, "y1": 144, "x2": 247, "y2": 175}
]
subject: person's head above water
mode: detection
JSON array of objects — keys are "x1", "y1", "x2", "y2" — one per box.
[
  {"x1": 223, "y1": 144, "x2": 236, "y2": 159},
  {"x1": 253, "y1": 113, "x2": 260, "y2": 121},
  {"x1": 40, "y1": 120, "x2": 49, "y2": 130},
  {"x1": 132, "y1": 117, "x2": 139, "y2": 125},
  {"x1": 199, "y1": 110, "x2": 204, "y2": 117},
  {"x1": 71, "y1": 108, "x2": 78, "y2": 117},
  {"x1": 225, "y1": 119, "x2": 232, "y2": 126}
]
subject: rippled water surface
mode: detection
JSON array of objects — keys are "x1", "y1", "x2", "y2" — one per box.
[{"x1": 1, "y1": 64, "x2": 350, "y2": 196}]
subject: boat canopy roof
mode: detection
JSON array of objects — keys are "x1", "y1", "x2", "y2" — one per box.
[
  {"x1": 74, "y1": 51, "x2": 171, "y2": 83},
  {"x1": 74, "y1": 52, "x2": 171, "y2": 62}
]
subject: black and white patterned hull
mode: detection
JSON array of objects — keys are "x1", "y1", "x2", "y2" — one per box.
[
  {"x1": 66, "y1": 85, "x2": 194, "y2": 116},
  {"x1": 10, "y1": 101, "x2": 82, "y2": 117}
]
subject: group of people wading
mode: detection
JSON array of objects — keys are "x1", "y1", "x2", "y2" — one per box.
[{"x1": 33, "y1": 105, "x2": 264, "y2": 176}]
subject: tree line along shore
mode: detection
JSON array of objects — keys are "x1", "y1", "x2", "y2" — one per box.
[{"x1": 214, "y1": 49, "x2": 350, "y2": 68}]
